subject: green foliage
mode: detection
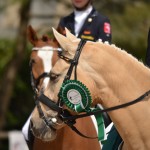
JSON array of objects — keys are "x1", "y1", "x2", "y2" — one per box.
[
  {"x1": 0, "y1": 40, "x2": 34, "y2": 130},
  {"x1": 111, "y1": 2, "x2": 150, "y2": 61},
  {"x1": 0, "y1": 40, "x2": 34, "y2": 150},
  {"x1": 5, "y1": 44, "x2": 34, "y2": 130},
  {"x1": 0, "y1": 39, "x2": 15, "y2": 77},
  {"x1": 95, "y1": 1, "x2": 150, "y2": 61}
]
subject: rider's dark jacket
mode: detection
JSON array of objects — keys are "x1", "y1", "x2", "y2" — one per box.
[
  {"x1": 57, "y1": 7, "x2": 112, "y2": 43},
  {"x1": 145, "y1": 28, "x2": 150, "y2": 67}
]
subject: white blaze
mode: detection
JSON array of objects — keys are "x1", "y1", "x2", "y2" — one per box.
[{"x1": 38, "y1": 50, "x2": 53, "y2": 89}]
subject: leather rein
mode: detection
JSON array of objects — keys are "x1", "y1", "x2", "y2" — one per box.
[{"x1": 30, "y1": 40, "x2": 150, "y2": 139}]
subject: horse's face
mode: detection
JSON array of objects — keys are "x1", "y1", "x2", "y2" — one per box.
[
  {"x1": 28, "y1": 26, "x2": 65, "y2": 141},
  {"x1": 29, "y1": 34, "x2": 58, "y2": 92},
  {"x1": 31, "y1": 49, "x2": 64, "y2": 141},
  {"x1": 30, "y1": 45, "x2": 56, "y2": 92}
]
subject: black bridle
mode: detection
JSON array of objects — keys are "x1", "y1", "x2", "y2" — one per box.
[
  {"x1": 30, "y1": 42, "x2": 97, "y2": 139},
  {"x1": 31, "y1": 39, "x2": 150, "y2": 139},
  {"x1": 30, "y1": 61, "x2": 58, "y2": 130},
  {"x1": 30, "y1": 69, "x2": 50, "y2": 92}
]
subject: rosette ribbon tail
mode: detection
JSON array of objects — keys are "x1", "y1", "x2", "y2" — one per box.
[{"x1": 92, "y1": 108, "x2": 107, "y2": 142}]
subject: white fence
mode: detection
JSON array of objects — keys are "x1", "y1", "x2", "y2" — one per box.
[{"x1": 0, "y1": 131, "x2": 28, "y2": 150}]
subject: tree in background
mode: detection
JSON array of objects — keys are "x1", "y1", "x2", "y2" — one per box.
[
  {"x1": 95, "y1": 0, "x2": 150, "y2": 60},
  {"x1": 0, "y1": 0, "x2": 32, "y2": 135}
]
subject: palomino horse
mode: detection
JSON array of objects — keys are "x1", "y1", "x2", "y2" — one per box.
[
  {"x1": 30, "y1": 28, "x2": 150, "y2": 150},
  {"x1": 27, "y1": 26, "x2": 101, "y2": 150}
]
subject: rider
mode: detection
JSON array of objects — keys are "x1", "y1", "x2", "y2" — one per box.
[{"x1": 57, "y1": 0, "x2": 111, "y2": 43}]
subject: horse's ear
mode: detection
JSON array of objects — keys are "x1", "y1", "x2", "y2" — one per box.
[
  {"x1": 52, "y1": 27, "x2": 79, "y2": 55},
  {"x1": 27, "y1": 25, "x2": 38, "y2": 45},
  {"x1": 65, "y1": 27, "x2": 78, "y2": 41}
]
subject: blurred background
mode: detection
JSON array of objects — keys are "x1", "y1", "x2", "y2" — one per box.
[{"x1": 0, "y1": 0, "x2": 149, "y2": 149}]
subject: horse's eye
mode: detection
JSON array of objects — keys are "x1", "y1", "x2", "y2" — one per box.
[
  {"x1": 31, "y1": 59, "x2": 35, "y2": 63},
  {"x1": 30, "y1": 59, "x2": 36, "y2": 66},
  {"x1": 50, "y1": 73, "x2": 59, "y2": 81}
]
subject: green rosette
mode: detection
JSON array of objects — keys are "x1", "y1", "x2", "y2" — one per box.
[
  {"x1": 59, "y1": 80, "x2": 107, "y2": 142},
  {"x1": 59, "y1": 80, "x2": 92, "y2": 112}
]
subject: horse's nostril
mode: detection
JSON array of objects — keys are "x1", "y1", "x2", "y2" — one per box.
[{"x1": 30, "y1": 117, "x2": 38, "y2": 129}]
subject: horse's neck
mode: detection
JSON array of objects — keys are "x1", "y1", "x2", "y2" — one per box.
[
  {"x1": 84, "y1": 42, "x2": 150, "y2": 103},
  {"x1": 83, "y1": 42, "x2": 150, "y2": 149}
]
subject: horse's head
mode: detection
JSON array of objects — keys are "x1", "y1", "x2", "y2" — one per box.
[
  {"x1": 28, "y1": 25, "x2": 59, "y2": 92},
  {"x1": 32, "y1": 28, "x2": 103, "y2": 141},
  {"x1": 28, "y1": 25, "x2": 65, "y2": 141}
]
